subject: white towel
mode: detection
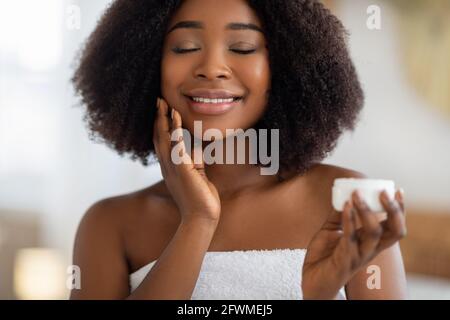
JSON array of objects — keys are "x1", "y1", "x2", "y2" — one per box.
[{"x1": 129, "y1": 248, "x2": 347, "y2": 300}]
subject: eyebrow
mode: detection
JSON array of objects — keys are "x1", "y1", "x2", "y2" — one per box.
[
  {"x1": 227, "y1": 22, "x2": 264, "y2": 33},
  {"x1": 166, "y1": 20, "x2": 264, "y2": 34}
]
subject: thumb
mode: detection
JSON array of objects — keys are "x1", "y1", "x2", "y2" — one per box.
[{"x1": 322, "y1": 202, "x2": 351, "y2": 230}]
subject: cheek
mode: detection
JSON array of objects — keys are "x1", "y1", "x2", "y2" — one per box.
[
  {"x1": 160, "y1": 57, "x2": 189, "y2": 100},
  {"x1": 240, "y1": 57, "x2": 270, "y2": 97}
]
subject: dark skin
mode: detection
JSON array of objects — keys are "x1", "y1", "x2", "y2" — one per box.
[{"x1": 70, "y1": 0, "x2": 407, "y2": 300}]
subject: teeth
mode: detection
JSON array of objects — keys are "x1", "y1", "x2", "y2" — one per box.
[{"x1": 192, "y1": 97, "x2": 235, "y2": 104}]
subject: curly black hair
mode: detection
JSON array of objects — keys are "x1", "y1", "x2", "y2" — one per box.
[{"x1": 72, "y1": 0, "x2": 364, "y2": 177}]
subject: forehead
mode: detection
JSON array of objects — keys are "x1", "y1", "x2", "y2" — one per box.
[{"x1": 168, "y1": 0, "x2": 263, "y2": 28}]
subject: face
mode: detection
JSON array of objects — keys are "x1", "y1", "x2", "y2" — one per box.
[{"x1": 161, "y1": 0, "x2": 271, "y2": 139}]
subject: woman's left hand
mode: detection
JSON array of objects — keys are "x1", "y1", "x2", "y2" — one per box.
[{"x1": 302, "y1": 189, "x2": 406, "y2": 299}]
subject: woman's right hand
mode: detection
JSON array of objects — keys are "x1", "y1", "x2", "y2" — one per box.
[{"x1": 153, "y1": 97, "x2": 221, "y2": 226}]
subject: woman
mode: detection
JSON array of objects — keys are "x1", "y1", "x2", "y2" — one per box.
[{"x1": 70, "y1": 0, "x2": 407, "y2": 299}]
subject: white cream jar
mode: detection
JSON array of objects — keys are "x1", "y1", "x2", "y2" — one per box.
[{"x1": 332, "y1": 178, "x2": 396, "y2": 212}]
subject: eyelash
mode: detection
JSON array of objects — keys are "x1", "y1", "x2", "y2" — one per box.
[
  {"x1": 172, "y1": 48, "x2": 198, "y2": 54},
  {"x1": 231, "y1": 49, "x2": 257, "y2": 55},
  {"x1": 172, "y1": 48, "x2": 256, "y2": 55}
]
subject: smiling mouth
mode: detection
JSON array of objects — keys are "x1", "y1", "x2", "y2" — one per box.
[
  {"x1": 185, "y1": 96, "x2": 243, "y2": 104},
  {"x1": 183, "y1": 95, "x2": 244, "y2": 116}
]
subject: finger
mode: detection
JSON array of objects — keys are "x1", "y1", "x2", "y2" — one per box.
[
  {"x1": 335, "y1": 201, "x2": 359, "y2": 270},
  {"x1": 342, "y1": 201, "x2": 356, "y2": 243},
  {"x1": 377, "y1": 190, "x2": 407, "y2": 251},
  {"x1": 153, "y1": 98, "x2": 161, "y2": 141},
  {"x1": 157, "y1": 98, "x2": 171, "y2": 152},
  {"x1": 350, "y1": 200, "x2": 358, "y2": 232},
  {"x1": 322, "y1": 209, "x2": 342, "y2": 230},
  {"x1": 154, "y1": 98, "x2": 173, "y2": 176},
  {"x1": 157, "y1": 98, "x2": 170, "y2": 132},
  {"x1": 170, "y1": 106, "x2": 182, "y2": 149},
  {"x1": 170, "y1": 109, "x2": 193, "y2": 168},
  {"x1": 152, "y1": 99, "x2": 168, "y2": 177},
  {"x1": 395, "y1": 188, "x2": 405, "y2": 213},
  {"x1": 352, "y1": 190, "x2": 383, "y2": 260},
  {"x1": 191, "y1": 135, "x2": 206, "y2": 177},
  {"x1": 152, "y1": 99, "x2": 162, "y2": 157},
  {"x1": 152, "y1": 98, "x2": 160, "y2": 150}
]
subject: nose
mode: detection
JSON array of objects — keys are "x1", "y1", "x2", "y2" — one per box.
[{"x1": 193, "y1": 48, "x2": 232, "y2": 81}]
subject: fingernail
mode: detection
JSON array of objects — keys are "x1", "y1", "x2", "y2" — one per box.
[
  {"x1": 349, "y1": 207, "x2": 355, "y2": 218},
  {"x1": 354, "y1": 190, "x2": 362, "y2": 202},
  {"x1": 171, "y1": 108, "x2": 174, "y2": 120},
  {"x1": 383, "y1": 189, "x2": 393, "y2": 202},
  {"x1": 345, "y1": 200, "x2": 352, "y2": 210},
  {"x1": 343, "y1": 200, "x2": 349, "y2": 210}
]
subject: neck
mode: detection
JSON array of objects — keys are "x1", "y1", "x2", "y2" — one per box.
[{"x1": 199, "y1": 135, "x2": 281, "y2": 201}]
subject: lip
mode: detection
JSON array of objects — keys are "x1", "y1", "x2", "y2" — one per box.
[
  {"x1": 183, "y1": 88, "x2": 244, "y2": 116},
  {"x1": 184, "y1": 88, "x2": 244, "y2": 99}
]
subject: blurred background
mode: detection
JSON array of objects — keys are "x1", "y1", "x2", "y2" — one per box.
[{"x1": 1, "y1": 0, "x2": 449, "y2": 299}]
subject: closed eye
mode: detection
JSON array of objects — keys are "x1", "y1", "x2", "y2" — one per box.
[
  {"x1": 171, "y1": 48, "x2": 257, "y2": 55},
  {"x1": 230, "y1": 49, "x2": 256, "y2": 55},
  {"x1": 172, "y1": 47, "x2": 200, "y2": 54}
]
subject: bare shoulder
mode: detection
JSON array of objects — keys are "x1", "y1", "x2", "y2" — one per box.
[
  {"x1": 302, "y1": 163, "x2": 367, "y2": 189},
  {"x1": 291, "y1": 163, "x2": 368, "y2": 225},
  {"x1": 290, "y1": 161, "x2": 366, "y2": 190},
  {"x1": 310, "y1": 163, "x2": 367, "y2": 180},
  {"x1": 73, "y1": 180, "x2": 179, "y2": 269},
  {"x1": 71, "y1": 181, "x2": 175, "y2": 299},
  {"x1": 77, "y1": 180, "x2": 173, "y2": 234}
]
